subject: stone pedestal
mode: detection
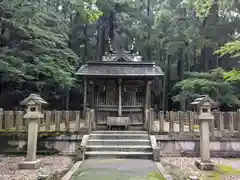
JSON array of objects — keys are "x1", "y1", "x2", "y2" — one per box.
[
  {"x1": 18, "y1": 112, "x2": 43, "y2": 169},
  {"x1": 195, "y1": 115, "x2": 215, "y2": 171},
  {"x1": 195, "y1": 160, "x2": 214, "y2": 171},
  {"x1": 18, "y1": 159, "x2": 41, "y2": 169}
]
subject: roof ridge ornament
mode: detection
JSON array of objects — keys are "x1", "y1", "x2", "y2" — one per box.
[
  {"x1": 108, "y1": 37, "x2": 113, "y2": 53},
  {"x1": 130, "y1": 38, "x2": 136, "y2": 53},
  {"x1": 102, "y1": 37, "x2": 142, "y2": 62}
]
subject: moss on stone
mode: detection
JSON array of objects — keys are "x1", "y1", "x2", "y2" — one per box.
[
  {"x1": 214, "y1": 164, "x2": 240, "y2": 175},
  {"x1": 2, "y1": 150, "x2": 57, "y2": 156},
  {"x1": 199, "y1": 164, "x2": 240, "y2": 180},
  {"x1": 0, "y1": 130, "x2": 84, "y2": 138},
  {"x1": 72, "y1": 171, "x2": 166, "y2": 180},
  {"x1": 192, "y1": 125, "x2": 199, "y2": 130},
  {"x1": 147, "y1": 172, "x2": 166, "y2": 180}
]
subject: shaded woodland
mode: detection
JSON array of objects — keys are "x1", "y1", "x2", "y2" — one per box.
[{"x1": 0, "y1": 0, "x2": 240, "y2": 110}]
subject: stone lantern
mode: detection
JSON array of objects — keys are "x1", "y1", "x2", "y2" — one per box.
[
  {"x1": 190, "y1": 95, "x2": 216, "y2": 170},
  {"x1": 18, "y1": 93, "x2": 47, "y2": 169}
]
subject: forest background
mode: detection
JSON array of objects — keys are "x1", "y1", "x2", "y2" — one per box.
[{"x1": 1, "y1": 0, "x2": 240, "y2": 111}]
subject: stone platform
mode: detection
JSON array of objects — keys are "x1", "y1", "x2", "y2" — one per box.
[{"x1": 71, "y1": 159, "x2": 163, "y2": 180}]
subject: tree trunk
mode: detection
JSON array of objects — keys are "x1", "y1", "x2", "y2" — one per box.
[
  {"x1": 65, "y1": 86, "x2": 70, "y2": 110},
  {"x1": 83, "y1": 24, "x2": 88, "y2": 63},
  {"x1": 100, "y1": 27, "x2": 106, "y2": 61},
  {"x1": 147, "y1": 0, "x2": 151, "y2": 61},
  {"x1": 166, "y1": 54, "x2": 171, "y2": 110},
  {"x1": 96, "y1": 22, "x2": 100, "y2": 61}
]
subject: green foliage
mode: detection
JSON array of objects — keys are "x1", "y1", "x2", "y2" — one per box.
[
  {"x1": 194, "y1": 0, "x2": 213, "y2": 21},
  {"x1": 0, "y1": 0, "x2": 240, "y2": 109},
  {"x1": 71, "y1": 0, "x2": 103, "y2": 22},
  {"x1": 215, "y1": 40, "x2": 240, "y2": 58},
  {"x1": 172, "y1": 68, "x2": 240, "y2": 107},
  {"x1": 224, "y1": 69, "x2": 240, "y2": 83},
  {"x1": 0, "y1": 0, "x2": 102, "y2": 89}
]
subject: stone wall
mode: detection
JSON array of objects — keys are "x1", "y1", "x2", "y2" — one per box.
[
  {"x1": 0, "y1": 135, "x2": 83, "y2": 156},
  {"x1": 156, "y1": 135, "x2": 240, "y2": 157},
  {"x1": 1, "y1": 134, "x2": 240, "y2": 158}
]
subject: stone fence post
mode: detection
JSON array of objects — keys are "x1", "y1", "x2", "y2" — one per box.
[{"x1": 149, "y1": 108, "x2": 154, "y2": 133}]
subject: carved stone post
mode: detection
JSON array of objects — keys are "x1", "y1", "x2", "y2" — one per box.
[
  {"x1": 145, "y1": 80, "x2": 152, "y2": 109},
  {"x1": 83, "y1": 77, "x2": 87, "y2": 117},
  {"x1": 144, "y1": 80, "x2": 152, "y2": 129},
  {"x1": 118, "y1": 78, "x2": 122, "y2": 117},
  {"x1": 18, "y1": 94, "x2": 47, "y2": 169},
  {"x1": 87, "y1": 109, "x2": 92, "y2": 134},
  {"x1": 144, "y1": 109, "x2": 149, "y2": 130}
]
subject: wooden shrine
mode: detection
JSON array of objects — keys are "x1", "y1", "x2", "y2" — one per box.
[{"x1": 76, "y1": 42, "x2": 164, "y2": 129}]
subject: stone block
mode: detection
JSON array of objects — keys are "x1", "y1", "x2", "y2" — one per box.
[
  {"x1": 18, "y1": 159, "x2": 41, "y2": 169},
  {"x1": 152, "y1": 148, "x2": 160, "y2": 161},
  {"x1": 195, "y1": 160, "x2": 215, "y2": 171}
]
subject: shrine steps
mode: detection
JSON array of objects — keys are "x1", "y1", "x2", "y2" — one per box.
[
  {"x1": 85, "y1": 130, "x2": 153, "y2": 159},
  {"x1": 84, "y1": 151, "x2": 153, "y2": 159},
  {"x1": 91, "y1": 130, "x2": 148, "y2": 134},
  {"x1": 86, "y1": 145, "x2": 152, "y2": 152},
  {"x1": 87, "y1": 139, "x2": 150, "y2": 146},
  {"x1": 89, "y1": 133, "x2": 149, "y2": 140}
]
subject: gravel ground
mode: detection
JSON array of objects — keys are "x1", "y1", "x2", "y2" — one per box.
[
  {"x1": 0, "y1": 156, "x2": 73, "y2": 180},
  {"x1": 161, "y1": 157, "x2": 240, "y2": 180}
]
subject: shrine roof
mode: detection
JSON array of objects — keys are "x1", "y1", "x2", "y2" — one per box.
[{"x1": 76, "y1": 61, "x2": 164, "y2": 77}]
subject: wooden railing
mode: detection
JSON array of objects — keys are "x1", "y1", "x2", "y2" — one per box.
[
  {"x1": 150, "y1": 109, "x2": 240, "y2": 135},
  {"x1": 0, "y1": 109, "x2": 88, "y2": 132},
  {"x1": 1, "y1": 108, "x2": 240, "y2": 136}
]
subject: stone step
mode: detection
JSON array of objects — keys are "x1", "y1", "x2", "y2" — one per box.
[
  {"x1": 92, "y1": 130, "x2": 148, "y2": 134},
  {"x1": 85, "y1": 151, "x2": 153, "y2": 159},
  {"x1": 87, "y1": 139, "x2": 151, "y2": 146},
  {"x1": 89, "y1": 133, "x2": 149, "y2": 140},
  {"x1": 86, "y1": 145, "x2": 152, "y2": 152}
]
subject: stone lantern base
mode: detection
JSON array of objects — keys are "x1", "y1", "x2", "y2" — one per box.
[
  {"x1": 18, "y1": 159, "x2": 41, "y2": 169},
  {"x1": 195, "y1": 160, "x2": 215, "y2": 171}
]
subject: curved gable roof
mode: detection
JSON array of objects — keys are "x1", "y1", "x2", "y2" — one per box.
[{"x1": 76, "y1": 61, "x2": 164, "y2": 77}]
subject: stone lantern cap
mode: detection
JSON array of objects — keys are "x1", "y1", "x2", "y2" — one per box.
[
  {"x1": 20, "y1": 93, "x2": 48, "y2": 106},
  {"x1": 190, "y1": 95, "x2": 217, "y2": 120},
  {"x1": 190, "y1": 95, "x2": 217, "y2": 108}
]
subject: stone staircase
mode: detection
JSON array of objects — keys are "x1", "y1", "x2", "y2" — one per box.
[{"x1": 85, "y1": 130, "x2": 153, "y2": 159}]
